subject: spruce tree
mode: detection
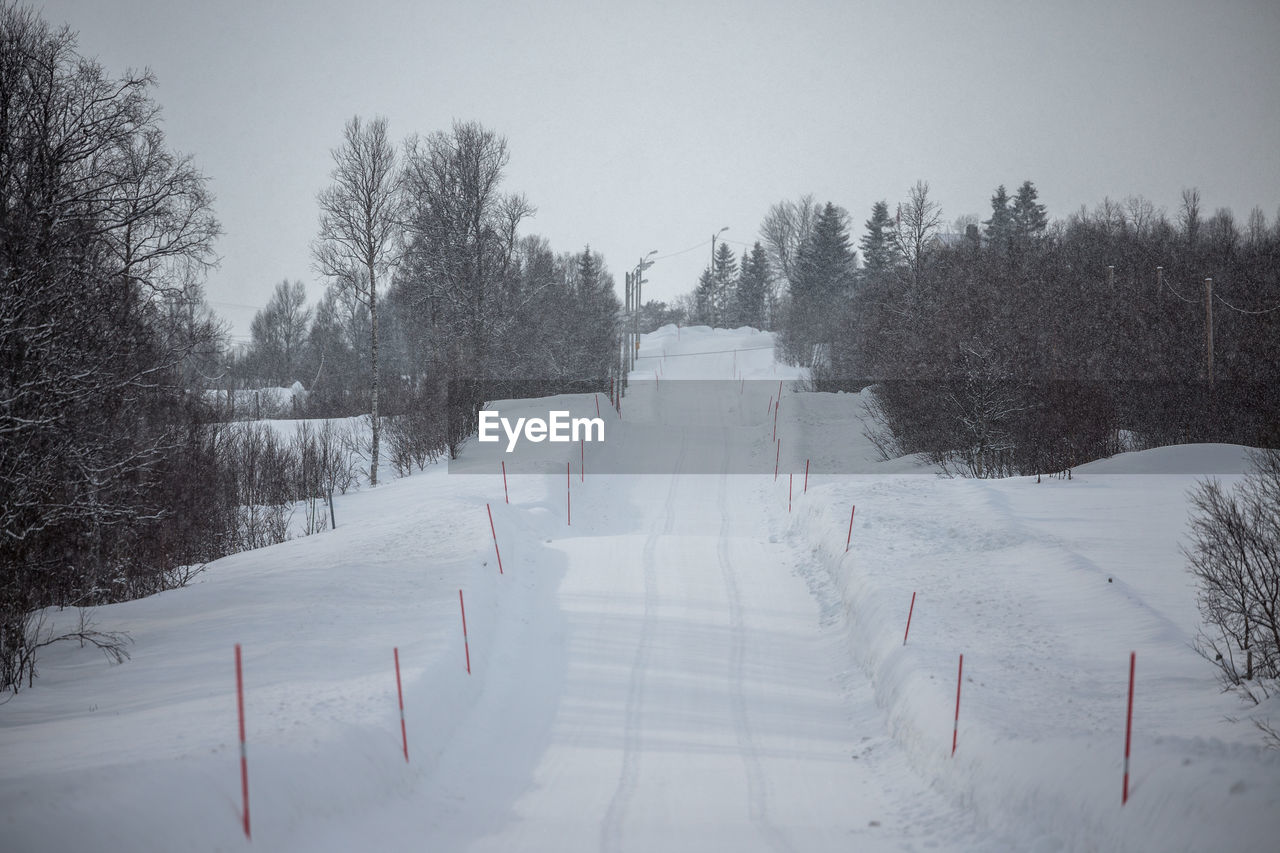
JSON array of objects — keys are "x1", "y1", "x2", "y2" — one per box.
[
  {"x1": 859, "y1": 200, "x2": 898, "y2": 277},
  {"x1": 788, "y1": 202, "x2": 855, "y2": 360},
  {"x1": 734, "y1": 242, "x2": 770, "y2": 329},
  {"x1": 694, "y1": 268, "x2": 716, "y2": 325},
  {"x1": 984, "y1": 184, "x2": 1013, "y2": 254},
  {"x1": 1010, "y1": 180, "x2": 1048, "y2": 241},
  {"x1": 713, "y1": 241, "x2": 738, "y2": 325}
]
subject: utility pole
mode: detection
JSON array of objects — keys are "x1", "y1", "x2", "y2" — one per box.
[
  {"x1": 1204, "y1": 277, "x2": 1214, "y2": 386},
  {"x1": 631, "y1": 250, "x2": 657, "y2": 374},
  {"x1": 710, "y1": 226, "x2": 729, "y2": 325}
]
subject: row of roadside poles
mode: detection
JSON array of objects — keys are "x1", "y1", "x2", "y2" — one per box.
[{"x1": 619, "y1": 226, "x2": 734, "y2": 398}]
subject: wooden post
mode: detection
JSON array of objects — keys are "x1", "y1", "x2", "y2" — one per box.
[
  {"x1": 952, "y1": 654, "x2": 964, "y2": 756},
  {"x1": 1123, "y1": 652, "x2": 1135, "y2": 804},
  {"x1": 1204, "y1": 277, "x2": 1214, "y2": 386},
  {"x1": 235, "y1": 644, "x2": 250, "y2": 840},
  {"x1": 394, "y1": 648, "x2": 408, "y2": 762}
]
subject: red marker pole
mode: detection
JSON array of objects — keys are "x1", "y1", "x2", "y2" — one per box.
[
  {"x1": 501, "y1": 461, "x2": 509, "y2": 504},
  {"x1": 234, "y1": 644, "x2": 250, "y2": 840},
  {"x1": 774, "y1": 439, "x2": 781, "y2": 482},
  {"x1": 952, "y1": 654, "x2": 964, "y2": 757},
  {"x1": 486, "y1": 503, "x2": 503, "y2": 575},
  {"x1": 566, "y1": 462, "x2": 571, "y2": 526},
  {"x1": 772, "y1": 396, "x2": 778, "y2": 442},
  {"x1": 767, "y1": 394, "x2": 773, "y2": 414},
  {"x1": 903, "y1": 591, "x2": 916, "y2": 645},
  {"x1": 1123, "y1": 652, "x2": 1135, "y2": 805},
  {"x1": 804, "y1": 459, "x2": 809, "y2": 493},
  {"x1": 788, "y1": 473, "x2": 793, "y2": 513},
  {"x1": 394, "y1": 647, "x2": 408, "y2": 762},
  {"x1": 595, "y1": 394, "x2": 601, "y2": 418},
  {"x1": 459, "y1": 590, "x2": 471, "y2": 674},
  {"x1": 845, "y1": 505, "x2": 856, "y2": 552}
]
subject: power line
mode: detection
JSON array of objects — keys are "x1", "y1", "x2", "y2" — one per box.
[
  {"x1": 653, "y1": 239, "x2": 713, "y2": 263},
  {"x1": 635, "y1": 344, "x2": 775, "y2": 359},
  {"x1": 1214, "y1": 293, "x2": 1280, "y2": 315}
]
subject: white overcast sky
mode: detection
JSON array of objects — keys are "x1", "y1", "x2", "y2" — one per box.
[{"x1": 38, "y1": 0, "x2": 1280, "y2": 341}]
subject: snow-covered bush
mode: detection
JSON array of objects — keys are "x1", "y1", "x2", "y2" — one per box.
[{"x1": 1186, "y1": 449, "x2": 1280, "y2": 709}]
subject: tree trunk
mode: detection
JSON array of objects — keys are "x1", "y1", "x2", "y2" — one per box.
[{"x1": 368, "y1": 258, "x2": 380, "y2": 487}]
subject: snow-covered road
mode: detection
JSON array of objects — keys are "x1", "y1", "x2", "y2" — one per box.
[{"x1": 411, "y1": 380, "x2": 1004, "y2": 851}]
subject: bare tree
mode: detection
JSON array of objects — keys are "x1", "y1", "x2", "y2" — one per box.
[
  {"x1": 893, "y1": 180, "x2": 943, "y2": 283},
  {"x1": 314, "y1": 116, "x2": 403, "y2": 486},
  {"x1": 0, "y1": 2, "x2": 221, "y2": 690},
  {"x1": 1186, "y1": 449, "x2": 1280, "y2": 711},
  {"x1": 760, "y1": 194, "x2": 819, "y2": 295},
  {"x1": 246, "y1": 280, "x2": 311, "y2": 386},
  {"x1": 1179, "y1": 187, "x2": 1202, "y2": 245}
]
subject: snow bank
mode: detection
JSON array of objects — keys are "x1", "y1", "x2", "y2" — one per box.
[{"x1": 780, "y1": 460, "x2": 1280, "y2": 852}]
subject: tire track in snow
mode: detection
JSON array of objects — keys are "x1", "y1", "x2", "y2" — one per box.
[
  {"x1": 600, "y1": 429, "x2": 688, "y2": 852},
  {"x1": 716, "y1": 422, "x2": 796, "y2": 853}
]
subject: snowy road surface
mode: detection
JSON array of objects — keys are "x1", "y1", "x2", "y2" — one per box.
[{"x1": 413, "y1": 384, "x2": 1004, "y2": 851}]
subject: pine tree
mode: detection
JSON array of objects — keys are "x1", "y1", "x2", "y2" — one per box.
[
  {"x1": 786, "y1": 202, "x2": 855, "y2": 361},
  {"x1": 713, "y1": 241, "x2": 738, "y2": 325},
  {"x1": 734, "y1": 242, "x2": 771, "y2": 329},
  {"x1": 1010, "y1": 180, "x2": 1048, "y2": 241},
  {"x1": 578, "y1": 244, "x2": 600, "y2": 296},
  {"x1": 859, "y1": 200, "x2": 898, "y2": 277},
  {"x1": 984, "y1": 185, "x2": 1013, "y2": 253},
  {"x1": 694, "y1": 268, "x2": 716, "y2": 325}
]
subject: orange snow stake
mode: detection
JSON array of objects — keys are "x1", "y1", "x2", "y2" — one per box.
[
  {"x1": 903, "y1": 591, "x2": 916, "y2": 645},
  {"x1": 487, "y1": 503, "x2": 503, "y2": 574},
  {"x1": 459, "y1": 590, "x2": 471, "y2": 674},
  {"x1": 234, "y1": 644, "x2": 250, "y2": 840},
  {"x1": 1123, "y1": 652, "x2": 1136, "y2": 805},
  {"x1": 394, "y1": 648, "x2": 408, "y2": 762}
]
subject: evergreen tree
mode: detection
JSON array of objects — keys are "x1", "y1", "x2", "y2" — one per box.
[
  {"x1": 694, "y1": 268, "x2": 716, "y2": 325},
  {"x1": 1010, "y1": 180, "x2": 1048, "y2": 242},
  {"x1": 578, "y1": 243, "x2": 600, "y2": 296},
  {"x1": 984, "y1": 184, "x2": 1013, "y2": 253},
  {"x1": 713, "y1": 241, "x2": 738, "y2": 325},
  {"x1": 786, "y1": 202, "x2": 855, "y2": 362},
  {"x1": 734, "y1": 242, "x2": 770, "y2": 329},
  {"x1": 859, "y1": 200, "x2": 898, "y2": 277}
]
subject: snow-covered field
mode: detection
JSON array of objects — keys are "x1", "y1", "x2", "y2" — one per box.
[{"x1": 2, "y1": 325, "x2": 1277, "y2": 852}]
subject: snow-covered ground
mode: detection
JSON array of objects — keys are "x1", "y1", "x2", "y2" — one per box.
[{"x1": 2, "y1": 325, "x2": 1277, "y2": 852}]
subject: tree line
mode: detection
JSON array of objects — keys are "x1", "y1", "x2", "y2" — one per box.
[
  {"x1": 691, "y1": 181, "x2": 1278, "y2": 477},
  {"x1": 0, "y1": 2, "x2": 621, "y2": 690}
]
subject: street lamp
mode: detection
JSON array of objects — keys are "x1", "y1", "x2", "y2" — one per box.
[
  {"x1": 631, "y1": 249, "x2": 658, "y2": 370},
  {"x1": 710, "y1": 226, "x2": 729, "y2": 325}
]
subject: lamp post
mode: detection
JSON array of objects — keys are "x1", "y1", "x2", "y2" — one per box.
[
  {"x1": 630, "y1": 249, "x2": 658, "y2": 373},
  {"x1": 710, "y1": 226, "x2": 729, "y2": 325}
]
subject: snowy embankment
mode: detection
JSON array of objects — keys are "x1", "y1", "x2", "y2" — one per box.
[
  {"x1": 773, "y1": 391, "x2": 1277, "y2": 851},
  {"x1": 0, "y1": 323, "x2": 1277, "y2": 852}
]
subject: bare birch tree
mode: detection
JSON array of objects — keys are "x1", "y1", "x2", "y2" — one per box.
[{"x1": 314, "y1": 116, "x2": 403, "y2": 486}]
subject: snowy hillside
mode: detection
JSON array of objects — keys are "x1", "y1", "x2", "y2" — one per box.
[{"x1": 1, "y1": 325, "x2": 1277, "y2": 852}]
